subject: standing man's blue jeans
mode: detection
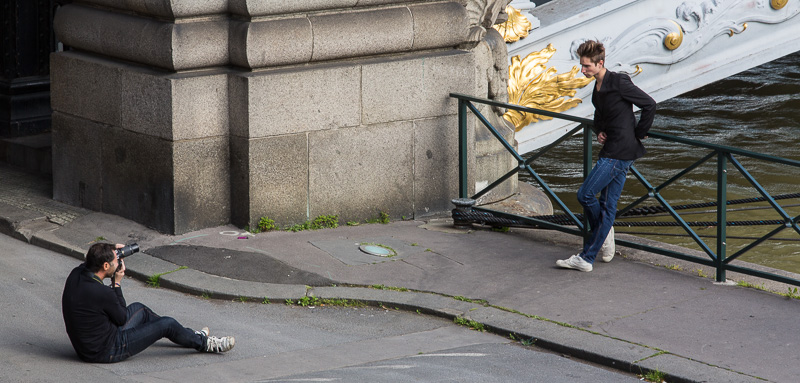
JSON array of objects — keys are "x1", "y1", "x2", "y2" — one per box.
[
  {"x1": 103, "y1": 302, "x2": 205, "y2": 363},
  {"x1": 577, "y1": 157, "x2": 633, "y2": 263}
]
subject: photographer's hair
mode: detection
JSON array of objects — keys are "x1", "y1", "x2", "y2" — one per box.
[
  {"x1": 577, "y1": 40, "x2": 605, "y2": 65},
  {"x1": 85, "y1": 243, "x2": 116, "y2": 273}
]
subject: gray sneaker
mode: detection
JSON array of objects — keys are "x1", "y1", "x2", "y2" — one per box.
[
  {"x1": 204, "y1": 335, "x2": 235, "y2": 353},
  {"x1": 600, "y1": 227, "x2": 615, "y2": 263},
  {"x1": 556, "y1": 254, "x2": 593, "y2": 272}
]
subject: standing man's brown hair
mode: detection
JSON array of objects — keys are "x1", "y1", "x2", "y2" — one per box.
[{"x1": 576, "y1": 40, "x2": 605, "y2": 64}]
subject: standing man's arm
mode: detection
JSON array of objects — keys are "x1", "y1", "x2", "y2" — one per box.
[
  {"x1": 619, "y1": 75, "x2": 656, "y2": 139},
  {"x1": 592, "y1": 106, "x2": 604, "y2": 135}
]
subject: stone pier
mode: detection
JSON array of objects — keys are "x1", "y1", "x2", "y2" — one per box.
[{"x1": 52, "y1": 1, "x2": 516, "y2": 234}]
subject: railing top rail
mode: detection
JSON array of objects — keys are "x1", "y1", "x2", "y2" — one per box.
[
  {"x1": 449, "y1": 92, "x2": 594, "y2": 125},
  {"x1": 450, "y1": 93, "x2": 800, "y2": 168},
  {"x1": 648, "y1": 131, "x2": 800, "y2": 167}
]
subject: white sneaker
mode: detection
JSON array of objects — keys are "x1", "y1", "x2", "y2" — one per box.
[
  {"x1": 196, "y1": 327, "x2": 210, "y2": 337},
  {"x1": 204, "y1": 335, "x2": 235, "y2": 353},
  {"x1": 600, "y1": 227, "x2": 615, "y2": 263},
  {"x1": 556, "y1": 254, "x2": 593, "y2": 272}
]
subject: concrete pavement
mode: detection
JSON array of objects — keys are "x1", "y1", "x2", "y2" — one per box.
[
  {"x1": 9, "y1": 232, "x2": 645, "y2": 383},
  {"x1": 2, "y1": 162, "x2": 799, "y2": 382}
]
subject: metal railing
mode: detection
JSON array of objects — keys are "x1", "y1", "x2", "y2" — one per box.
[{"x1": 451, "y1": 92, "x2": 800, "y2": 286}]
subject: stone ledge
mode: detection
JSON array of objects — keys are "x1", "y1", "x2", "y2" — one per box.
[
  {"x1": 229, "y1": 0, "x2": 439, "y2": 17},
  {"x1": 71, "y1": 0, "x2": 228, "y2": 19},
  {"x1": 232, "y1": 2, "x2": 467, "y2": 69},
  {"x1": 55, "y1": 4, "x2": 229, "y2": 71},
  {"x1": 309, "y1": 7, "x2": 415, "y2": 62},
  {"x1": 229, "y1": 18, "x2": 313, "y2": 69},
  {"x1": 410, "y1": 2, "x2": 468, "y2": 51},
  {"x1": 56, "y1": 2, "x2": 468, "y2": 71}
]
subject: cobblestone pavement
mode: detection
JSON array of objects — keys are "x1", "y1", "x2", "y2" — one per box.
[{"x1": 0, "y1": 164, "x2": 85, "y2": 225}]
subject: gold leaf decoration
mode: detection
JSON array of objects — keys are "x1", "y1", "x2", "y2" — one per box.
[
  {"x1": 771, "y1": 0, "x2": 788, "y2": 10},
  {"x1": 493, "y1": 6, "x2": 532, "y2": 43},
  {"x1": 504, "y1": 44, "x2": 594, "y2": 131},
  {"x1": 664, "y1": 20, "x2": 683, "y2": 50}
]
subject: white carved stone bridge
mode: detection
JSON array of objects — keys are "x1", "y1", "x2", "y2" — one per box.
[{"x1": 507, "y1": 0, "x2": 800, "y2": 153}]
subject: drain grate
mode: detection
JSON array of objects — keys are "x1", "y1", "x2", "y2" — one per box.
[{"x1": 359, "y1": 244, "x2": 396, "y2": 257}]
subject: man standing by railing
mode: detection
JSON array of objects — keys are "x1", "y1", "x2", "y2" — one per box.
[{"x1": 556, "y1": 40, "x2": 656, "y2": 272}]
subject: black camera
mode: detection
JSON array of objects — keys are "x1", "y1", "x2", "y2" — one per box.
[{"x1": 116, "y1": 243, "x2": 140, "y2": 258}]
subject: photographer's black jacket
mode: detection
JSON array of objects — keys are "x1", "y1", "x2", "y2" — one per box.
[
  {"x1": 592, "y1": 71, "x2": 657, "y2": 161},
  {"x1": 62, "y1": 263, "x2": 127, "y2": 362}
]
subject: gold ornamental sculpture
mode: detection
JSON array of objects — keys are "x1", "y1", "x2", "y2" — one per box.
[
  {"x1": 664, "y1": 20, "x2": 683, "y2": 50},
  {"x1": 493, "y1": 6, "x2": 532, "y2": 43},
  {"x1": 504, "y1": 44, "x2": 594, "y2": 131},
  {"x1": 771, "y1": 0, "x2": 788, "y2": 10}
]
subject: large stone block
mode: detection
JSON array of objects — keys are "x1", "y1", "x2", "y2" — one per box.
[
  {"x1": 74, "y1": 0, "x2": 227, "y2": 18},
  {"x1": 54, "y1": 4, "x2": 229, "y2": 71},
  {"x1": 230, "y1": 18, "x2": 313, "y2": 69},
  {"x1": 309, "y1": 7, "x2": 414, "y2": 62},
  {"x1": 228, "y1": 0, "x2": 420, "y2": 17},
  {"x1": 362, "y1": 50, "x2": 475, "y2": 125},
  {"x1": 308, "y1": 122, "x2": 414, "y2": 222},
  {"x1": 100, "y1": 127, "x2": 174, "y2": 233},
  {"x1": 413, "y1": 115, "x2": 475, "y2": 217},
  {"x1": 171, "y1": 71, "x2": 229, "y2": 141},
  {"x1": 173, "y1": 137, "x2": 231, "y2": 233},
  {"x1": 119, "y1": 69, "x2": 229, "y2": 141},
  {"x1": 230, "y1": 134, "x2": 309, "y2": 229},
  {"x1": 171, "y1": 20, "x2": 230, "y2": 70},
  {"x1": 100, "y1": 129, "x2": 229, "y2": 234},
  {"x1": 409, "y1": 2, "x2": 468, "y2": 50},
  {"x1": 55, "y1": 5, "x2": 171, "y2": 68},
  {"x1": 50, "y1": 52, "x2": 121, "y2": 127},
  {"x1": 118, "y1": 70, "x2": 172, "y2": 139},
  {"x1": 51, "y1": 112, "x2": 105, "y2": 211},
  {"x1": 229, "y1": 64, "x2": 361, "y2": 138}
]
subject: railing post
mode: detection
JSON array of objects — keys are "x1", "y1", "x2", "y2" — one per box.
[
  {"x1": 583, "y1": 124, "x2": 593, "y2": 243},
  {"x1": 716, "y1": 152, "x2": 728, "y2": 282},
  {"x1": 458, "y1": 99, "x2": 468, "y2": 198}
]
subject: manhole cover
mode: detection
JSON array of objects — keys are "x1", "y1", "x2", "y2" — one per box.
[{"x1": 359, "y1": 244, "x2": 395, "y2": 257}]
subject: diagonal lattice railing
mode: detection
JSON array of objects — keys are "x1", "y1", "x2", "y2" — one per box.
[{"x1": 451, "y1": 93, "x2": 800, "y2": 285}]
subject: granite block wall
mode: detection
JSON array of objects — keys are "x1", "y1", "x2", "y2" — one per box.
[{"x1": 51, "y1": 0, "x2": 506, "y2": 233}]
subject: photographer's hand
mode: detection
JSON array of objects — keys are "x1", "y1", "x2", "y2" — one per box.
[
  {"x1": 113, "y1": 244, "x2": 126, "y2": 286},
  {"x1": 113, "y1": 259, "x2": 126, "y2": 286}
]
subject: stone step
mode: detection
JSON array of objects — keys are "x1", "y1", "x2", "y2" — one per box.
[{"x1": 2, "y1": 133, "x2": 52, "y2": 176}]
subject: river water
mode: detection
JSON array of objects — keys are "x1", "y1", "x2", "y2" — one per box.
[{"x1": 520, "y1": 50, "x2": 800, "y2": 273}]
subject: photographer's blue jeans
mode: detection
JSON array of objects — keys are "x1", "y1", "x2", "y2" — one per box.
[
  {"x1": 577, "y1": 157, "x2": 633, "y2": 264},
  {"x1": 104, "y1": 302, "x2": 204, "y2": 363}
]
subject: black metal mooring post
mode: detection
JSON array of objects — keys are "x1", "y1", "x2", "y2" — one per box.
[{"x1": 452, "y1": 198, "x2": 476, "y2": 228}]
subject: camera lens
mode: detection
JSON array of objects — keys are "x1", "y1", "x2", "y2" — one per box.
[{"x1": 118, "y1": 243, "x2": 140, "y2": 258}]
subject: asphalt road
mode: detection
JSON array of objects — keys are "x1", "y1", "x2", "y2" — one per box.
[{"x1": 0, "y1": 233, "x2": 640, "y2": 382}]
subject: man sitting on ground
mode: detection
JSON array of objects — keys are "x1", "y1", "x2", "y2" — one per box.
[{"x1": 62, "y1": 243, "x2": 235, "y2": 363}]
